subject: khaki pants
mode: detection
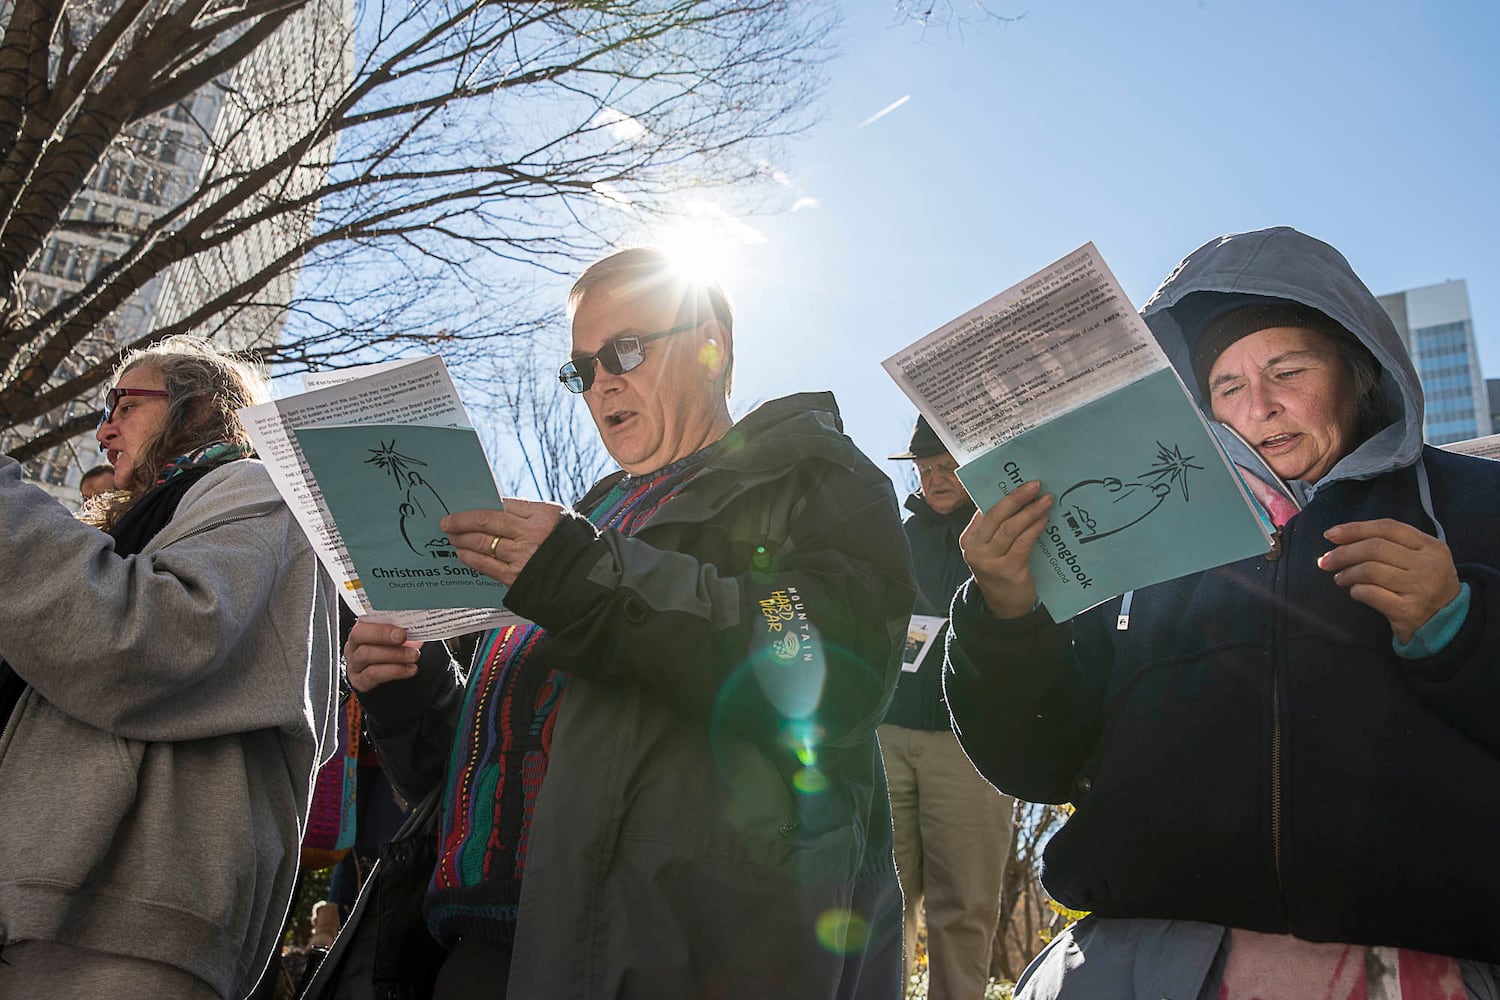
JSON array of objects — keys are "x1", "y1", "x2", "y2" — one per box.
[{"x1": 880, "y1": 723, "x2": 1014, "y2": 1000}]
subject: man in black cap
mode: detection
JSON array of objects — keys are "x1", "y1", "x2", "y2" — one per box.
[{"x1": 882, "y1": 416, "x2": 1014, "y2": 999}]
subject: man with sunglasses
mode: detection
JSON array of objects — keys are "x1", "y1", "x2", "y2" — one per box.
[{"x1": 331, "y1": 248, "x2": 915, "y2": 1000}]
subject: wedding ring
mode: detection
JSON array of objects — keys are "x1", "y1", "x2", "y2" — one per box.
[{"x1": 488, "y1": 534, "x2": 501, "y2": 559}]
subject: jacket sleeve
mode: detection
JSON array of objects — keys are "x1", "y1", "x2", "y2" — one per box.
[
  {"x1": 502, "y1": 460, "x2": 915, "y2": 749},
  {"x1": 1398, "y1": 565, "x2": 1500, "y2": 757},
  {"x1": 943, "y1": 578, "x2": 1112, "y2": 803},
  {"x1": 355, "y1": 639, "x2": 467, "y2": 806},
  {"x1": 0, "y1": 457, "x2": 335, "y2": 743},
  {"x1": 1394, "y1": 450, "x2": 1500, "y2": 757}
]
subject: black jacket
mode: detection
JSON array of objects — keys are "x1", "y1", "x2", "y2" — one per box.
[
  {"x1": 884, "y1": 492, "x2": 975, "y2": 730},
  {"x1": 316, "y1": 392, "x2": 915, "y2": 1000},
  {"x1": 947, "y1": 228, "x2": 1500, "y2": 963},
  {"x1": 947, "y1": 449, "x2": 1500, "y2": 961}
]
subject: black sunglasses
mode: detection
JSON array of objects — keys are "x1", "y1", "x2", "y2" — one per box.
[
  {"x1": 558, "y1": 321, "x2": 698, "y2": 394},
  {"x1": 99, "y1": 387, "x2": 171, "y2": 426}
]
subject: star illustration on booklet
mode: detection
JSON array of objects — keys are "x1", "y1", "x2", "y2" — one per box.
[{"x1": 883, "y1": 243, "x2": 1273, "y2": 621}]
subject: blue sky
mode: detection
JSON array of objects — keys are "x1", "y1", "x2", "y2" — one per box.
[{"x1": 632, "y1": 0, "x2": 1500, "y2": 469}]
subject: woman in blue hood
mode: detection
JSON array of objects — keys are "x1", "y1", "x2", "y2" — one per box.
[{"x1": 946, "y1": 228, "x2": 1500, "y2": 998}]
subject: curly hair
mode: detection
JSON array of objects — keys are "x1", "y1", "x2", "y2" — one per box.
[{"x1": 83, "y1": 337, "x2": 270, "y2": 529}]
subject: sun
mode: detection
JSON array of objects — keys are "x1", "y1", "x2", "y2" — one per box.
[{"x1": 650, "y1": 200, "x2": 764, "y2": 292}]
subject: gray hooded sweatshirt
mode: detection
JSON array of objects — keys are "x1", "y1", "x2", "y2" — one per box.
[
  {"x1": 1141, "y1": 225, "x2": 1426, "y2": 503},
  {"x1": 0, "y1": 457, "x2": 337, "y2": 996}
]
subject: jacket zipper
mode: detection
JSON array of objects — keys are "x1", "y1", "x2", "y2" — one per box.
[
  {"x1": 1269, "y1": 518, "x2": 1290, "y2": 906},
  {"x1": 1215, "y1": 420, "x2": 1297, "y2": 899},
  {"x1": 1270, "y1": 667, "x2": 1283, "y2": 891},
  {"x1": 1202, "y1": 421, "x2": 1307, "y2": 914},
  {"x1": 149, "y1": 503, "x2": 281, "y2": 549}
]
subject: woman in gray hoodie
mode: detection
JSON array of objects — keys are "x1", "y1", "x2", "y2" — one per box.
[
  {"x1": 0, "y1": 337, "x2": 337, "y2": 998},
  {"x1": 948, "y1": 229, "x2": 1499, "y2": 998}
]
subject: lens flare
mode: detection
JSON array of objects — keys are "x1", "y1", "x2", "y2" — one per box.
[
  {"x1": 815, "y1": 908, "x2": 870, "y2": 955},
  {"x1": 697, "y1": 339, "x2": 725, "y2": 374},
  {"x1": 793, "y1": 766, "x2": 828, "y2": 794}
]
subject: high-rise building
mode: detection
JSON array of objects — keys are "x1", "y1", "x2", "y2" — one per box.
[
  {"x1": 1376, "y1": 280, "x2": 1489, "y2": 445},
  {"x1": 1487, "y1": 378, "x2": 1500, "y2": 436},
  {"x1": 1, "y1": 0, "x2": 351, "y2": 505}
]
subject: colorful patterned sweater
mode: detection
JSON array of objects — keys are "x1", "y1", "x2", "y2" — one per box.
[{"x1": 423, "y1": 448, "x2": 715, "y2": 946}]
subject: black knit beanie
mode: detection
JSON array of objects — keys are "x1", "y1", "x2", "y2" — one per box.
[{"x1": 1192, "y1": 300, "x2": 1353, "y2": 399}]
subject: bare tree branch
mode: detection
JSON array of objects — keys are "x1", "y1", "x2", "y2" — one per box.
[
  {"x1": 992, "y1": 800, "x2": 1067, "y2": 982},
  {"x1": 480, "y1": 338, "x2": 614, "y2": 503},
  {"x1": 1, "y1": 0, "x2": 838, "y2": 462},
  {"x1": 5, "y1": 407, "x2": 99, "y2": 463},
  {"x1": 893, "y1": 0, "x2": 1026, "y2": 32}
]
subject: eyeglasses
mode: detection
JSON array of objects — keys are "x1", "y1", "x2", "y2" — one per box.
[
  {"x1": 915, "y1": 458, "x2": 960, "y2": 477},
  {"x1": 99, "y1": 387, "x2": 171, "y2": 426},
  {"x1": 558, "y1": 321, "x2": 698, "y2": 394}
]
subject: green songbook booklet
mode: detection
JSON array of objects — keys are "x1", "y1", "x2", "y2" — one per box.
[
  {"x1": 239, "y1": 355, "x2": 520, "y2": 639},
  {"x1": 294, "y1": 423, "x2": 508, "y2": 612},
  {"x1": 883, "y1": 243, "x2": 1273, "y2": 622}
]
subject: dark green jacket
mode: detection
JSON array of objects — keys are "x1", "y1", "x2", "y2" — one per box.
[
  {"x1": 323, "y1": 392, "x2": 915, "y2": 1000},
  {"x1": 883, "y1": 492, "x2": 975, "y2": 731}
]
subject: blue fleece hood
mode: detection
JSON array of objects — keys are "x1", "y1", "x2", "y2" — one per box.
[{"x1": 1140, "y1": 227, "x2": 1424, "y2": 497}]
